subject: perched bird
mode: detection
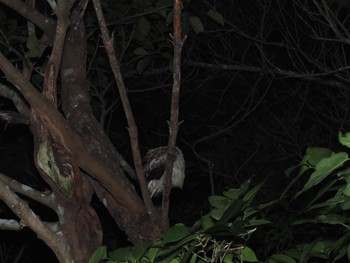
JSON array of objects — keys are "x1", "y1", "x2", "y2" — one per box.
[{"x1": 143, "y1": 146, "x2": 185, "y2": 197}]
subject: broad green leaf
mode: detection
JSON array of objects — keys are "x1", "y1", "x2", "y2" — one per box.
[
  {"x1": 210, "y1": 208, "x2": 225, "y2": 220},
  {"x1": 201, "y1": 214, "x2": 214, "y2": 229},
  {"x1": 163, "y1": 224, "x2": 189, "y2": 243},
  {"x1": 208, "y1": 195, "x2": 230, "y2": 208},
  {"x1": 207, "y1": 10, "x2": 225, "y2": 26},
  {"x1": 339, "y1": 132, "x2": 350, "y2": 148},
  {"x1": 296, "y1": 152, "x2": 349, "y2": 197},
  {"x1": 270, "y1": 253, "x2": 296, "y2": 263},
  {"x1": 302, "y1": 147, "x2": 333, "y2": 167},
  {"x1": 89, "y1": 246, "x2": 107, "y2": 263},
  {"x1": 242, "y1": 247, "x2": 258, "y2": 262},
  {"x1": 223, "y1": 254, "x2": 233, "y2": 263},
  {"x1": 302, "y1": 179, "x2": 340, "y2": 210},
  {"x1": 189, "y1": 16, "x2": 204, "y2": 33},
  {"x1": 223, "y1": 188, "x2": 241, "y2": 200},
  {"x1": 132, "y1": 240, "x2": 152, "y2": 259},
  {"x1": 219, "y1": 199, "x2": 244, "y2": 223},
  {"x1": 108, "y1": 246, "x2": 133, "y2": 261},
  {"x1": 311, "y1": 240, "x2": 332, "y2": 256}
]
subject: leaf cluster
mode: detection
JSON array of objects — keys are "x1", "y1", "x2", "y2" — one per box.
[{"x1": 90, "y1": 132, "x2": 350, "y2": 262}]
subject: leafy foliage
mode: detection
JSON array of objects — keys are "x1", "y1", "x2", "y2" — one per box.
[{"x1": 90, "y1": 132, "x2": 350, "y2": 262}]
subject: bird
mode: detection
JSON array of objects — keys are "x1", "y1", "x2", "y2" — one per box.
[{"x1": 142, "y1": 146, "x2": 185, "y2": 197}]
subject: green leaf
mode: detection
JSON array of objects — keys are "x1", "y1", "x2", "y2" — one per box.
[
  {"x1": 247, "y1": 219, "x2": 271, "y2": 226},
  {"x1": 339, "y1": 132, "x2": 350, "y2": 148},
  {"x1": 296, "y1": 152, "x2": 349, "y2": 197},
  {"x1": 316, "y1": 214, "x2": 348, "y2": 226},
  {"x1": 242, "y1": 247, "x2": 258, "y2": 262},
  {"x1": 210, "y1": 208, "x2": 225, "y2": 221},
  {"x1": 144, "y1": 247, "x2": 159, "y2": 262},
  {"x1": 223, "y1": 188, "x2": 241, "y2": 200},
  {"x1": 302, "y1": 147, "x2": 333, "y2": 167},
  {"x1": 207, "y1": 10, "x2": 225, "y2": 26},
  {"x1": 89, "y1": 246, "x2": 107, "y2": 263},
  {"x1": 340, "y1": 199, "x2": 350, "y2": 210},
  {"x1": 240, "y1": 180, "x2": 251, "y2": 195},
  {"x1": 201, "y1": 214, "x2": 214, "y2": 229},
  {"x1": 108, "y1": 246, "x2": 133, "y2": 261},
  {"x1": 208, "y1": 195, "x2": 230, "y2": 208},
  {"x1": 189, "y1": 16, "x2": 204, "y2": 33},
  {"x1": 219, "y1": 199, "x2": 244, "y2": 223},
  {"x1": 243, "y1": 182, "x2": 263, "y2": 204},
  {"x1": 163, "y1": 224, "x2": 190, "y2": 243},
  {"x1": 223, "y1": 254, "x2": 233, "y2": 263},
  {"x1": 270, "y1": 253, "x2": 296, "y2": 263},
  {"x1": 132, "y1": 240, "x2": 152, "y2": 259},
  {"x1": 294, "y1": 214, "x2": 348, "y2": 227}
]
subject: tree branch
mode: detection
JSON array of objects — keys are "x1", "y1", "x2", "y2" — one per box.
[
  {"x1": 0, "y1": 173, "x2": 55, "y2": 209},
  {"x1": 0, "y1": 0, "x2": 56, "y2": 40},
  {"x1": 91, "y1": 0, "x2": 159, "y2": 222},
  {"x1": 161, "y1": 0, "x2": 185, "y2": 229},
  {"x1": 0, "y1": 176, "x2": 73, "y2": 262}
]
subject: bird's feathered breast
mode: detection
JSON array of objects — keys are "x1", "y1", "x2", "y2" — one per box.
[{"x1": 143, "y1": 146, "x2": 185, "y2": 197}]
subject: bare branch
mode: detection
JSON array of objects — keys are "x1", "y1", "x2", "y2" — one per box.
[
  {"x1": 161, "y1": 0, "x2": 185, "y2": 229},
  {"x1": 0, "y1": 177, "x2": 73, "y2": 262},
  {"x1": 0, "y1": 173, "x2": 55, "y2": 209},
  {"x1": 0, "y1": 0, "x2": 56, "y2": 40},
  {"x1": 91, "y1": 0, "x2": 159, "y2": 223},
  {"x1": 0, "y1": 83, "x2": 30, "y2": 116}
]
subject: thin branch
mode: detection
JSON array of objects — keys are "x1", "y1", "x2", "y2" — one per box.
[
  {"x1": 0, "y1": 173, "x2": 55, "y2": 209},
  {"x1": 161, "y1": 0, "x2": 185, "y2": 229},
  {"x1": 0, "y1": 83, "x2": 30, "y2": 116},
  {"x1": 0, "y1": 177, "x2": 73, "y2": 262},
  {"x1": 0, "y1": 0, "x2": 56, "y2": 40},
  {"x1": 91, "y1": 0, "x2": 159, "y2": 222}
]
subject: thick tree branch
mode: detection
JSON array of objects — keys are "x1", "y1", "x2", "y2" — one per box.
[{"x1": 0, "y1": 52, "x2": 147, "y2": 220}]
